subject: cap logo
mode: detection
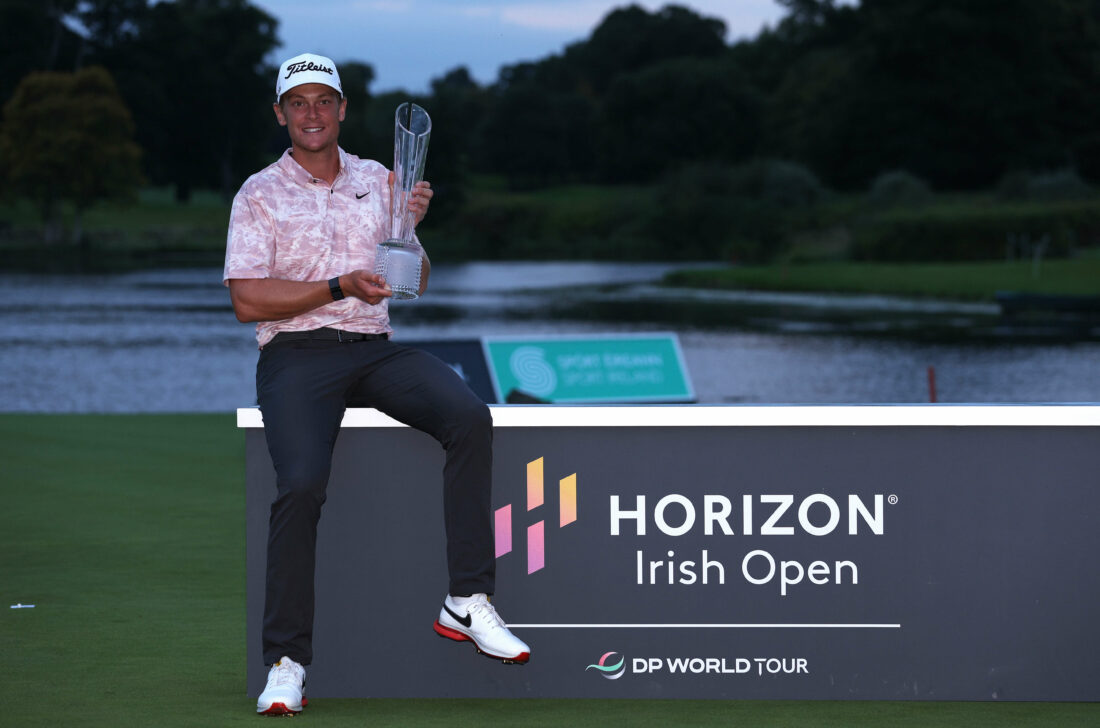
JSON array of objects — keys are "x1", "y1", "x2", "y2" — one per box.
[{"x1": 285, "y1": 60, "x2": 334, "y2": 79}]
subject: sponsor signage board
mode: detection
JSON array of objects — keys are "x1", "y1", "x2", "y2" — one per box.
[
  {"x1": 482, "y1": 333, "x2": 694, "y2": 403},
  {"x1": 242, "y1": 406, "x2": 1100, "y2": 700}
]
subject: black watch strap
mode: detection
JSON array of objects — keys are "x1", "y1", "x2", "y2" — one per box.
[{"x1": 328, "y1": 276, "x2": 344, "y2": 301}]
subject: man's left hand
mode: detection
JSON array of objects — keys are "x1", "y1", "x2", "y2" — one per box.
[
  {"x1": 409, "y1": 180, "x2": 433, "y2": 225},
  {"x1": 388, "y1": 172, "x2": 433, "y2": 226}
]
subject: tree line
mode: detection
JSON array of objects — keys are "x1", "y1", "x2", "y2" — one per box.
[{"x1": 3, "y1": 0, "x2": 1100, "y2": 235}]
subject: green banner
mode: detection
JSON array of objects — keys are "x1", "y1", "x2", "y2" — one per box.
[{"x1": 483, "y1": 334, "x2": 694, "y2": 403}]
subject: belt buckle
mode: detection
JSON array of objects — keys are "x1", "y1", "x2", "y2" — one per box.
[{"x1": 336, "y1": 329, "x2": 347, "y2": 343}]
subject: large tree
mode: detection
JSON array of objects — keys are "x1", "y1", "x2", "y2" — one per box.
[
  {"x1": 90, "y1": 0, "x2": 279, "y2": 201},
  {"x1": 0, "y1": 66, "x2": 143, "y2": 242},
  {"x1": 478, "y1": 61, "x2": 597, "y2": 188},
  {"x1": 334, "y1": 60, "x2": 379, "y2": 163},
  {"x1": 756, "y1": 0, "x2": 1100, "y2": 189},
  {"x1": 476, "y1": 3, "x2": 731, "y2": 188},
  {"x1": 565, "y1": 3, "x2": 727, "y2": 94},
  {"x1": 0, "y1": 0, "x2": 85, "y2": 103},
  {"x1": 422, "y1": 67, "x2": 488, "y2": 220},
  {"x1": 76, "y1": 0, "x2": 148, "y2": 50},
  {"x1": 598, "y1": 55, "x2": 762, "y2": 182}
]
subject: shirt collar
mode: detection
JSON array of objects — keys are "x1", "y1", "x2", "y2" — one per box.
[{"x1": 278, "y1": 147, "x2": 348, "y2": 187}]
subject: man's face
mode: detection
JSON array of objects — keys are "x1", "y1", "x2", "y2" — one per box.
[{"x1": 273, "y1": 83, "x2": 346, "y2": 154}]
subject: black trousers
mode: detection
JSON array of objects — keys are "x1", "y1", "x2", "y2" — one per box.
[{"x1": 256, "y1": 336, "x2": 494, "y2": 666}]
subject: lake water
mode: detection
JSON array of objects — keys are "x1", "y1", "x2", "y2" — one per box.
[{"x1": 0, "y1": 263, "x2": 1097, "y2": 412}]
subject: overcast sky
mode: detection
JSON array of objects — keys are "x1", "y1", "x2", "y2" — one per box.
[{"x1": 252, "y1": 1, "x2": 789, "y2": 93}]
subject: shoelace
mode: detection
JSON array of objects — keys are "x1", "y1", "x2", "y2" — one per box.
[
  {"x1": 269, "y1": 661, "x2": 303, "y2": 688},
  {"x1": 467, "y1": 599, "x2": 507, "y2": 631}
]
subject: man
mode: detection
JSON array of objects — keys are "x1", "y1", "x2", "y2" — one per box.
[{"x1": 224, "y1": 52, "x2": 529, "y2": 718}]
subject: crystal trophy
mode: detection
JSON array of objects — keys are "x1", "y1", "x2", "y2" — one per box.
[{"x1": 373, "y1": 101, "x2": 431, "y2": 300}]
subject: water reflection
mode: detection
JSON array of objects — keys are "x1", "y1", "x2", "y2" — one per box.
[{"x1": 0, "y1": 264, "x2": 1096, "y2": 412}]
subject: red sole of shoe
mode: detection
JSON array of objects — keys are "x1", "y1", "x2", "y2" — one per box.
[
  {"x1": 433, "y1": 620, "x2": 472, "y2": 642},
  {"x1": 258, "y1": 698, "x2": 307, "y2": 716},
  {"x1": 433, "y1": 620, "x2": 530, "y2": 664}
]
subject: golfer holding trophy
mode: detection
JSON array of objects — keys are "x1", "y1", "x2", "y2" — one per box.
[{"x1": 225, "y1": 52, "x2": 530, "y2": 718}]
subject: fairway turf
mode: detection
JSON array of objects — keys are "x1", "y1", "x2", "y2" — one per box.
[
  {"x1": 1, "y1": 414, "x2": 1096, "y2": 726},
  {"x1": 665, "y1": 258, "x2": 1100, "y2": 301}
]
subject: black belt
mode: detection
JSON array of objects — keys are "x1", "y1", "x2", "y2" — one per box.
[{"x1": 269, "y1": 328, "x2": 389, "y2": 344}]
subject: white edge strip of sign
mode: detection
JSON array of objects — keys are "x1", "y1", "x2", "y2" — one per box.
[
  {"x1": 507, "y1": 623, "x2": 901, "y2": 629},
  {"x1": 237, "y1": 404, "x2": 1100, "y2": 428}
]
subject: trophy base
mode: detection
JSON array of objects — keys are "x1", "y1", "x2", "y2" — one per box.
[{"x1": 373, "y1": 239, "x2": 423, "y2": 301}]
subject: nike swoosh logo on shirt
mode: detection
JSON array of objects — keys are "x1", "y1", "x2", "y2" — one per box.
[
  {"x1": 443, "y1": 604, "x2": 472, "y2": 628},
  {"x1": 356, "y1": 192, "x2": 369, "y2": 199}
]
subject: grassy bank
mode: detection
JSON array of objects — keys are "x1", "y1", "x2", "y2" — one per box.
[
  {"x1": 665, "y1": 257, "x2": 1100, "y2": 301},
  {"x1": 3, "y1": 183, "x2": 1100, "y2": 302},
  {"x1": 2, "y1": 414, "x2": 1098, "y2": 726},
  {"x1": 0, "y1": 189, "x2": 230, "y2": 271}
]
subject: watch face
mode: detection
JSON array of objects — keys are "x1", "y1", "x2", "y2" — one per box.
[{"x1": 329, "y1": 278, "x2": 344, "y2": 300}]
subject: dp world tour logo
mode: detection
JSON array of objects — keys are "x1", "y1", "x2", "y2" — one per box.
[
  {"x1": 494, "y1": 457, "x2": 577, "y2": 574},
  {"x1": 586, "y1": 651, "x2": 626, "y2": 680}
]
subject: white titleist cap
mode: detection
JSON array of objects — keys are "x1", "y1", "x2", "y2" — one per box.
[{"x1": 275, "y1": 53, "x2": 342, "y2": 100}]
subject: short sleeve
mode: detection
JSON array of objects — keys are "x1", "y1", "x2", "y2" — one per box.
[{"x1": 223, "y1": 189, "x2": 275, "y2": 285}]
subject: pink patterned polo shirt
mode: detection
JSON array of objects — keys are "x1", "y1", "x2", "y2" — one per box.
[{"x1": 224, "y1": 147, "x2": 396, "y2": 348}]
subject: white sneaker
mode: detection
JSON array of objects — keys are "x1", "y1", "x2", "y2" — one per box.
[
  {"x1": 256, "y1": 656, "x2": 307, "y2": 716},
  {"x1": 434, "y1": 594, "x2": 531, "y2": 664}
]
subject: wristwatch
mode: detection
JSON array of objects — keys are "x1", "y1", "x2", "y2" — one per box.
[{"x1": 328, "y1": 277, "x2": 344, "y2": 301}]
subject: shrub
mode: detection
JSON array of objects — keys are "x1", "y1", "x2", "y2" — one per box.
[
  {"x1": 433, "y1": 184, "x2": 663, "y2": 261},
  {"x1": 996, "y1": 168, "x2": 1095, "y2": 202},
  {"x1": 866, "y1": 170, "x2": 932, "y2": 208},
  {"x1": 647, "y1": 159, "x2": 823, "y2": 262},
  {"x1": 851, "y1": 199, "x2": 1100, "y2": 261},
  {"x1": 726, "y1": 158, "x2": 824, "y2": 208}
]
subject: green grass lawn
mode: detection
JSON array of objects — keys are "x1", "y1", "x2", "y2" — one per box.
[
  {"x1": 666, "y1": 258, "x2": 1100, "y2": 301},
  {"x1": 0, "y1": 187, "x2": 231, "y2": 231},
  {"x1": 0, "y1": 189, "x2": 231, "y2": 270},
  {"x1": 2, "y1": 414, "x2": 1097, "y2": 726}
]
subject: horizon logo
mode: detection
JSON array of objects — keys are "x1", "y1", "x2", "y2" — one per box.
[
  {"x1": 586, "y1": 651, "x2": 626, "y2": 680},
  {"x1": 494, "y1": 457, "x2": 577, "y2": 574}
]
